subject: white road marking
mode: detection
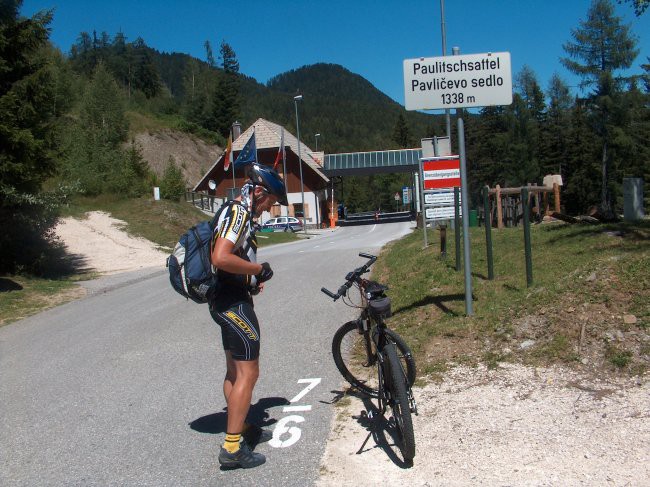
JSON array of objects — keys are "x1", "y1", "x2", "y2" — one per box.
[{"x1": 282, "y1": 405, "x2": 312, "y2": 412}]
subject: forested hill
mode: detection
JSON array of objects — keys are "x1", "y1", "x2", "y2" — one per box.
[
  {"x1": 150, "y1": 54, "x2": 439, "y2": 153},
  {"x1": 249, "y1": 63, "x2": 440, "y2": 152}
]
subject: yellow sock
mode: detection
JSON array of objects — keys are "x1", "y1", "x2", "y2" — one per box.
[{"x1": 223, "y1": 433, "x2": 241, "y2": 453}]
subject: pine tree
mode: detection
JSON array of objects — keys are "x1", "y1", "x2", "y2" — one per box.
[
  {"x1": 642, "y1": 57, "x2": 650, "y2": 93},
  {"x1": 563, "y1": 100, "x2": 600, "y2": 213},
  {"x1": 562, "y1": 0, "x2": 640, "y2": 216},
  {"x1": 204, "y1": 40, "x2": 215, "y2": 68},
  {"x1": 63, "y1": 62, "x2": 128, "y2": 195},
  {"x1": 0, "y1": 2, "x2": 62, "y2": 273},
  {"x1": 541, "y1": 74, "x2": 573, "y2": 176},
  {"x1": 129, "y1": 37, "x2": 161, "y2": 98},
  {"x1": 207, "y1": 41, "x2": 240, "y2": 136},
  {"x1": 392, "y1": 113, "x2": 412, "y2": 148},
  {"x1": 160, "y1": 157, "x2": 186, "y2": 201}
]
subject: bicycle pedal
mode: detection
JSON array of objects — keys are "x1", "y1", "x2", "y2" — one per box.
[
  {"x1": 366, "y1": 410, "x2": 375, "y2": 420},
  {"x1": 408, "y1": 393, "x2": 418, "y2": 415}
]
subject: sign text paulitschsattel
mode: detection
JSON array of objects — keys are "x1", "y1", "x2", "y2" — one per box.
[{"x1": 404, "y1": 52, "x2": 512, "y2": 110}]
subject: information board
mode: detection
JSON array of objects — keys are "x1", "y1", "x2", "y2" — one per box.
[{"x1": 404, "y1": 52, "x2": 512, "y2": 110}]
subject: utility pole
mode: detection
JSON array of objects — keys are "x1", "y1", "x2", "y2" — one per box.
[{"x1": 440, "y1": 0, "x2": 451, "y2": 141}]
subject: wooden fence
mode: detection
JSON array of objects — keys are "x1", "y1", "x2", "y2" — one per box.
[{"x1": 480, "y1": 183, "x2": 561, "y2": 228}]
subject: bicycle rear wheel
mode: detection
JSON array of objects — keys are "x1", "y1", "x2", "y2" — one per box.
[
  {"x1": 384, "y1": 343, "x2": 416, "y2": 462},
  {"x1": 332, "y1": 320, "x2": 416, "y2": 398}
]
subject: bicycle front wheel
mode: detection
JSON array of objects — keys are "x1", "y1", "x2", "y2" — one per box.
[
  {"x1": 332, "y1": 320, "x2": 416, "y2": 398},
  {"x1": 385, "y1": 343, "x2": 416, "y2": 462}
]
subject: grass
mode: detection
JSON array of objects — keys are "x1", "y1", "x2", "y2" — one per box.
[
  {"x1": 256, "y1": 231, "x2": 301, "y2": 247},
  {"x1": 0, "y1": 274, "x2": 91, "y2": 326},
  {"x1": 372, "y1": 220, "x2": 650, "y2": 379}
]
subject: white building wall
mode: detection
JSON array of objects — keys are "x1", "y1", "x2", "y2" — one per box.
[
  {"x1": 287, "y1": 191, "x2": 319, "y2": 227},
  {"x1": 256, "y1": 191, "x2": 324, "y2": 227}
]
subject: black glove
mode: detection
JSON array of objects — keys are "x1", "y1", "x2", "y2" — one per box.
[{"x1": 257, "y1": 262, "x2": 273, "y2": 283}]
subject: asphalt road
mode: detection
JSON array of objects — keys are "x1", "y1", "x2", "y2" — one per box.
[{"x1": 1, "y1": 222, "x2": 414, "y2": 486}]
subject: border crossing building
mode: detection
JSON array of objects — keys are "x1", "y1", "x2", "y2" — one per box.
[
  {"x1": 194, "y1": 118, "x2": 330, "y2": 227},
  {"x1": 195, "y1": 118, "x2": 423, "y2": 227}
]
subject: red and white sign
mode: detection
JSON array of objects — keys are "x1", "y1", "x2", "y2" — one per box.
[{"x1": 422, "y1": 157, "x2": 461, "y2": 189}]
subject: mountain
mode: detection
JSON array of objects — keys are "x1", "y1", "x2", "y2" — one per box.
[
  {"x1": 149, "y1": 51, "x2": 441, "y2": 153},
  {"x1": 244, "y1": 63, "x2": 441, "y2": 153}
]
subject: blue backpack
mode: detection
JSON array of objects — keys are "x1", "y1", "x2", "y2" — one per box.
[{"x1": 167, "y1": 216, "x2": 220, "y2": 304}]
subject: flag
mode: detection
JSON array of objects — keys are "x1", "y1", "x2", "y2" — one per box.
[
  {"x1": 233, "y1": 132, "x2": 257, "y2": 169},
  {"x1": 223, "y1": 133, "x2": 233, "y2": 172},
  {"x1": 273, "y1": 128, "x2": 285, "y2": 171}
]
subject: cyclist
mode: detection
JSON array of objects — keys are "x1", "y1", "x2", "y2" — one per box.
[{"x1": 209, "y1": 164, "x2": 288, "y2": 469}]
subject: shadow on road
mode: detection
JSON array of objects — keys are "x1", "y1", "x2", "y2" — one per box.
[{"x1": 189, "y1": 396, "x2": 290, "y2": 434}]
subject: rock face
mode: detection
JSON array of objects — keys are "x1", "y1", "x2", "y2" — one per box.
[{"x1": 132, "y1": 130, "x2": 222, "y2": 187}]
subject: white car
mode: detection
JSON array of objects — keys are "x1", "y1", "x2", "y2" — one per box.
[{"x1": 262, "y1": 217, "x2": 303, "y2": 232}]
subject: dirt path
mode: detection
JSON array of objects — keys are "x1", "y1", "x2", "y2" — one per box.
[
  {"x1": 317, "y1": 364, "x2": 649, "y2": 486},
  {"x1": 54, "y1": 211, "x2": 168, "y2": 275}
]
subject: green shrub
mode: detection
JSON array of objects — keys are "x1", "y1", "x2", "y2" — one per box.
[{"x1": 159, "y1": 157, "x2": 186, "y2": 201}]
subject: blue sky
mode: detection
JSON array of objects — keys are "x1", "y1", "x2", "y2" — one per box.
[{"x1": 21, "y1": 0, "x2": 650, "y2": 107}]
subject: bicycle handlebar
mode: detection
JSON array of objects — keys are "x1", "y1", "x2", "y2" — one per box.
[{"x1": 321, "y1": 253, "x2": 377, "y2": 301}]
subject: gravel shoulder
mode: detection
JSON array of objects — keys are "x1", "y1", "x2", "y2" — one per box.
[{"x1": 317, "y1": 364, "x2": 649, "y2": 486}]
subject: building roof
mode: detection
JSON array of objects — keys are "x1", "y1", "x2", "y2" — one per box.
[
  {"x1": 194, "y1": 118, "x2": 328, "y2": 191},
  {"x1": 235, "y1": 118, "x2": 327, "y2": 179}
]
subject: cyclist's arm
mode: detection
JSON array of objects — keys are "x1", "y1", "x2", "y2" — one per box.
[{"x1": 211, "y1": 237, "x2": 262, "y2": 275}]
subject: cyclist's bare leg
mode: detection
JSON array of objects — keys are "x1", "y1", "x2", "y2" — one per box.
[
  {"x1": 224, "y1": 355, "x2": 259, "y2": 434},
  {"x1": 223, "y1": 350, "x2": 237, "y2": 399}
]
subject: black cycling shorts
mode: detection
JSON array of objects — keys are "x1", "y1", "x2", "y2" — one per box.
[{"x1": 210, "y1": 301, "x2": 260, "y2": 361}]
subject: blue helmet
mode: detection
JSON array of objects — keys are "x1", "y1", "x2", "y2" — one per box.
[{"x1": 247, "y1": 164, "x2": 288, "y2": 206}]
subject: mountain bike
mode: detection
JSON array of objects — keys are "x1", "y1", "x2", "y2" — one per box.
[{"x1": 321, "y1": 253, "x2": 417, "y2": 462}]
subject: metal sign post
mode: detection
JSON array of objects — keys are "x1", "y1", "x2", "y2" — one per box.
[
  {"x1": 457, "y1": 118, "x2": 473, "y2": 315},
  {"x1": 417, "y1": 161, "x2": 428, "y2": 248},
  {"x1": 404, "y1": 50, "x2": 512, "y2": 316}
]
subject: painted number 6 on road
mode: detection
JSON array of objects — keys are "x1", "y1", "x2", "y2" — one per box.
[
  {"x1": 269, "y1": 415, "x2": 305, "y2": 448},
  {"x1": 269, "y1": 378, "x2": 321, "y2": 448}
]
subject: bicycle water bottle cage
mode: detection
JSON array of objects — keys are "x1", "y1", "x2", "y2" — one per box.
[{"x1": 369, "y1": 296, "x2": 392, "y2": 319}]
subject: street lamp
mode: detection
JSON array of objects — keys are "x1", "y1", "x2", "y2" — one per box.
[
  {"x1": 315, "y1": 133, "x2": 321, "y2": 152},
  {"x1": 294, "y1": 94, "x2": 306, "y2": 233}
]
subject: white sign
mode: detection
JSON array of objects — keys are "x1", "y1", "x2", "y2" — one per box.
[
  {"x1": 403, "y1": 52, "x2": 512, "y2": 110},
  {"x1": 426, "y1": 206, "x2": 461, "y2": 220},
  {"x1": 424, "y1": 191, "x2": 460, "y2": 206}
]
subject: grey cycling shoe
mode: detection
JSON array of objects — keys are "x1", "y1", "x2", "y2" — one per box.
[
  {"x1": 242, "y1": 425, "x2": 273, "y2": 447},
  {"x1": 218, "y1": 442, "x2": 266, "y2": 469}
]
